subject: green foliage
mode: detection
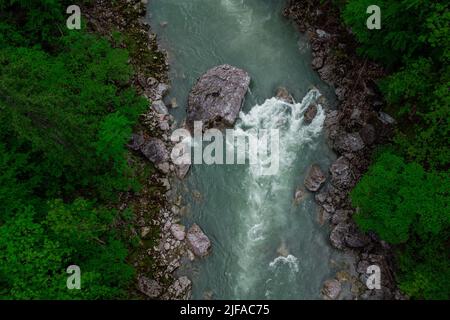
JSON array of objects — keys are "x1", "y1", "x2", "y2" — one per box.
[
  {"x1": 352, "y1": 152, "x2": 449, "y2": 244},
  {"x1": 0, "y1": 0, "x2": 147, "y2": 299},
  {"x1": 351, "y1": 151, "x2": 450, "y2": 299},
  {"x1": 343, "y1": 0, "x2": 450, "y2": 299},
  {"x1": 342, "y1": 1, "x2": 449, "y2": 169},
  {"x1": 0, "y1": 201, "x2": 133, "y2": 299},
  {"x1": 0, "y1": 31, "x2": 146, "y2": 200},
  {"x1": 342, "y1": 1, "x2": 447, "y2": 66}
]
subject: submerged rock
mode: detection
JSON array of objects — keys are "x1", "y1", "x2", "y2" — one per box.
[
  {"x1": 304, "y1": 164, "x2": 326, "y2": 192},
  {"x1": 303, "y1": 103, "x2": 318, "y2": 124},
  {"x1": 186, "y1": 64, "x2": 250, "y2": 129},
  {"x1": 275, "y1": 87, "x2": 294, "y2": 104},
  {"x1": 186, "y1": 224, "x2": 211, "y2": 257},
  {"x1": 322, "y1": 279, "x2": 341, "y2": 300},
  {"x1": 293, "y1": 187, "x2": 307, "y2": 205}
]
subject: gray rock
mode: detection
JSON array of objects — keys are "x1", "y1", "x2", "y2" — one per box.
[
  {"x1": 304, "y1": 103, "x2": 318, "y2": 124},
  {"x1": 330, "y1": 222, "x2": 349, "y2": 250},
  {"x1": 141, "y1": 138, "x2": 169, "y2": 164},
  {"x1": 335, "y1": 87, "x2": 346, "y2": 101},
  {"x1": 322, "y1": 279, "x2": 341, "y2": 300},
  {"x1": 330, "y1": 156, "x2": 355, "y2": 189},
  {"x1": 334, "y1": 132, "x2": 365, "y2": 153},
  {"x1": 152, "y1": 100, "x2": 169, "y2": 115},
  {"x1": 165, "y1": 276, "x2": 192, "y2": 300},
  {"x1": 186, "y1": 224, "x2": 211, "y2": 257},
  {"x1": 155, "y1": 83, "x2": 169, "y2": 98},
  {"x1": 316, "y1": 29, "x2": 330, "y2": 38},
  {"x1": 294, "y1": 187, "x2": 306, "y2": 204},
  {"x1": 304, "y1": 164, "x2": 326, "y2": 192},
  {"x1": 331, "y1": 209, "x2": 351, "y2": 225},
  {"x1": 176, "y1": 164, "x2": 190, "y2": 179},
  {"x1": 344, "y1": 228, "x2": 370, "y2": 248},
  {"x1": 186, "y1": 64, "x2": 250, "y2": 129},
  {"x1": 170, "y1": 224, "x2": 186, "y2": 241},
  {"x1": 137, "y1": 276, "x2": 162, "y2": 298},
  {"x1": 311, "y1": 55, "x2": 324, "y2": 69},
  {"x1": 275, "y1": 87, "x2": 294, "y2": 104}
]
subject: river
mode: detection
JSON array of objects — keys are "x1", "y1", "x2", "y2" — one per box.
[{"x1": 148, "y1": 0, "x2": 347, "y2": 299}]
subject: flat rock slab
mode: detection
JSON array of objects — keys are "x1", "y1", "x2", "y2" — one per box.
[
  {"x1": 186, "y1": 223, "x2": 211, "y2": 257},
  {"x1": 187, "y1": 64, "x2": 250, "y2": 130}
]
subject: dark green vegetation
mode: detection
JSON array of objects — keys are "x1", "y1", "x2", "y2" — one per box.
[
  {"x1": 0, "y1": 0, "x2": 157, "y2": 298},
  {"x1": 341, "y1": 0, "x2": 449, "y2": 299}
]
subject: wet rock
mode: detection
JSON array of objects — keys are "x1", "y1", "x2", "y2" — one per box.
[
  {"x1": 275, "y1": 87, "x2": 294, "y2": 104},
  {"x1": 141, "y1": 137, "x2": 169, "y2": 164},
  {"x1": 170, "y1": 97, "x2": 178, "y2": 108},
  {"x1": 186, "y1": 64, "x2": 250, "y2": 129},
  {"x1": 331, "y1": 209, "x2": 350, "y2": 225},
  {"x1": 322, "y1": 279, "x2": 341, "y2": 300},
  {"x1": 344, "y1": 228, "x2": 370, "y2": 248},
  {"x1": 303, "y1": 103, "x2": 318, "y2": 124},
  {"x1": 137, "y1": 276, "x2": 162, "y2": 298},
  {"x1": 293, "y1": 187, "x2": 307, "y2": 204},
  {"x1": 304, "y1": 164, "x2": 326, "y2": 192},
  {"x1": 186, "y1": 224, "x2": 211, "y2": 257},
  {"x1": 311, "y1": 55, "x2": 324, "y2": 69},
  {"x1": 176, "y1": 164, "x2": 190, "y2": 179},
  {"x1": 170, "y1": 224, "x2": 186, "y2": 241},
  {"x1": 334, "y1": 132, "x2": 365, "y2": 153},
  {"x1": 330, "y1": 156, "x2": 355, "y2": 189},
  {"x1": 152, "y1": 100, "x2": 168, "y2": 115},
  {"x1": 330, "y1": 222, "x2": 349, "y2": 250}
]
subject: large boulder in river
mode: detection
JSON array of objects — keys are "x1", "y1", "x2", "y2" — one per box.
[
  {"x1": 186, "y1": 64, "x2": 250, "y2": 130},
  {"x1": 186, "y1": 224, "x2": 211, "y2": 257},
  {"x1": 304, "y1": 164, "x2": 326, "y2": 192},
  {"x1": 322, "y1": 279, "x2": 342, "y2": 300}
]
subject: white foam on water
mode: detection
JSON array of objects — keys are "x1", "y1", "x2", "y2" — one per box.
[{"x1": 232, "y1": 89, "x2": 325, "y2": 298}]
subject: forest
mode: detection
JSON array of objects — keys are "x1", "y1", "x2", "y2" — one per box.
[{"x1": 341, "y1": 0, "x2": 449, "y2": 299}]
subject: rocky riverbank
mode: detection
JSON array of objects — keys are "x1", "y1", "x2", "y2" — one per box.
[
  {"x1": 284, "y1": 0, "x2": 404, "y2": 299},
  {"x1": 83, "y1": 0, "x2": 201, "y2": 300}
]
